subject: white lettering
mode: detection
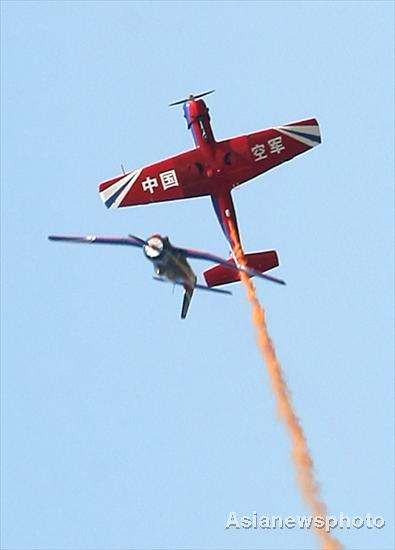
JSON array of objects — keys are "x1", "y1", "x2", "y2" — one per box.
[{"x1": 225, "y1": 512, "x2": 240, "y2": 529}]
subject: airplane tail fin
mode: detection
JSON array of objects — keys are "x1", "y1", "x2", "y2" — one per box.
[
  {"x1": 181, "y1": 286, "x2": 194, "y2": 319},
  {"x1": 203, "y1": 250, "x2": 280, "y2": 287},
  {"x1": 152, "y1": 277, "x2": 231, "y2": 319}
]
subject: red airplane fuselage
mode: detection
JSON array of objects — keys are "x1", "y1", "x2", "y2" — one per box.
[{"x1": 182, "y1": 97, "x2": 243, "y2": 244}]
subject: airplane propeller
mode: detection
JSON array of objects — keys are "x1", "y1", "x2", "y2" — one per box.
[{"x1": 168, "y1": 89, "x2": 215, "y2": 107}]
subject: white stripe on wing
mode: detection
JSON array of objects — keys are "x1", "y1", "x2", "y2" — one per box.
[{"x1": 276, "y1": 127, "x2": 319, "y2": 148}]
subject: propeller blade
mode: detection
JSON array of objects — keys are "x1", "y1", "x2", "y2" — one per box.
[
  {"x1": 127, "y1": 233, "x2": 148, "y2": 246},
  {"x1": 168, "y1": 97, "x2": 190, "y2": 107},
  {"x1": 194, "y1": 89, "x2": 215, "y2": 100},
  {"x1": 169, "y1": 89, "x2": 215, "y2": 107}
]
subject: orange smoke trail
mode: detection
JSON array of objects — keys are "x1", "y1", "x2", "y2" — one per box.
[{"x1": 229, "y1": 222, "x2": 342, "y2": 550}]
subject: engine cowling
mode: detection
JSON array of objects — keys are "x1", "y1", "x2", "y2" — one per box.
[{"x1": 143, "y1": 235, "x2": 165, "y2": 260}]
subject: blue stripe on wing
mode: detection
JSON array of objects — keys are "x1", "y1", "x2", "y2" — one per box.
[
  {"x1": 283, "y1": 128, "x2": 321, "y2": 143},
  {"x1": 104, "y1": 180, "x2": 131, "y2": 208}
]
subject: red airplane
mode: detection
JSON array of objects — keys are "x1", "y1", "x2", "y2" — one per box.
[{"x1": 98, "y1": 91, "x2": 321, "y2": 288}]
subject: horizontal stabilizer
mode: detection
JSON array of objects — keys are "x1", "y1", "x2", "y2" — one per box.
[
  {"x1": 152, "y1": 276, "x2": 232, "y2": 295},
  {"x1": 203, "y1": 250, "x2": 281, "y2": 287}
]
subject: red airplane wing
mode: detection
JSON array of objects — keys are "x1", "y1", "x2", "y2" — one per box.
[
  {"x1": 217, "y1": 118, "x2": 321, "y2": 188},
  {"x1": 98, "y1": 118, "x2": 320, "y2": 212},
  {"x1": 98, "y1": 148, "x2": 210, "y2": 209}
]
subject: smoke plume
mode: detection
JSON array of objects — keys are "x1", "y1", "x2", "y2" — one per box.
[{"x1": 229, "y1": 221, "x2": 342, "y2": 550}]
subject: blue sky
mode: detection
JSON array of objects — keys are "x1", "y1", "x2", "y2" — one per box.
[{"x1": 1, "y1": 1, "x2": 394, "y2": 549}]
